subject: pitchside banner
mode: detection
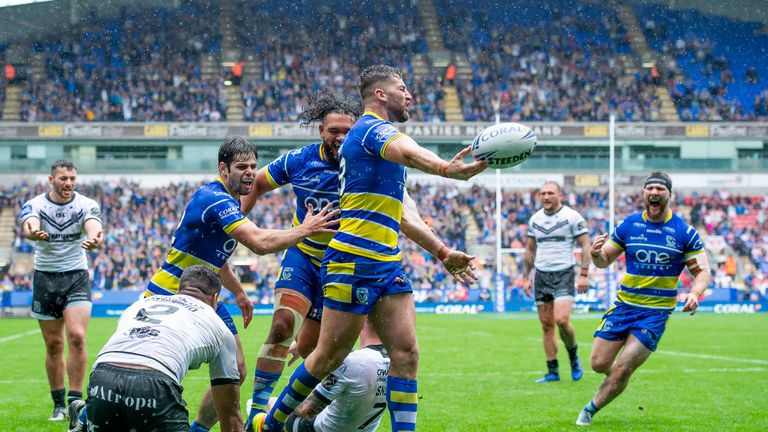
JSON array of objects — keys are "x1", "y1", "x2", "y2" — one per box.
[{"x1": 3, "y1": 291, "x2": 766, "y2": 316}]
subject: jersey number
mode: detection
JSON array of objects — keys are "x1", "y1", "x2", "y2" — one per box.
[
  {"x1": 134, "y1": 304, "x2": 179, "y2": 324},
  {"x1": 338, "y1": 156, "x2": 347, "y2": 196},
  {"x1": 358, "y1": 402, "x2": 386, "y2": 429}
]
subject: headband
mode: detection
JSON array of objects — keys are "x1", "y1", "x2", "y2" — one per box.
[{"x1": 644, "y1": 177, "x2": 672, "y2": 192}]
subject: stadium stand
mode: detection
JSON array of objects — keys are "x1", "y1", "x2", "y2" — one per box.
[{"x1": 637, "y1": 4, "x2": 768, "y2": 121}]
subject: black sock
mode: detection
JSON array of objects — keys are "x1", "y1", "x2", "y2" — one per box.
[
  {"x1": 67, "y1": 390, "x2": 83, "y2": 406},
  {"x1": 547, "y1": 359, "x2": 559, "y2": 375},
  {"x1": 567, "y1": 344, "x2": 579, "y2": 363},
  {"x1": 51, "y1": 389, "x2": 66, "y2": 407}
]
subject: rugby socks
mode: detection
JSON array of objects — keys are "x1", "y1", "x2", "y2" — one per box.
[
  {"x1": 263, "y1": 362, "x2": 320, "y2": 431},
  {"x1": 190, "y1": 421, "x2": 210, "y2": 432},
  {"x1": 246, "y1": 370, "x2": 281, "y2": 423},
  {"x1": 584, "y1": 400, "x2": 601, "y2": 415},
  {"x1": 387, "y1": 376, "x2": 418, "y2": 431},
  {"x1": 67, "y1": 390, "x2": 83, "y2": 406},
  {"x1": 547, "y1": 359, "x2": 559, "y2": 375},
  {"x1": 567, "y1": 344, "x2": 579, "y2": 366},
  {"x1": 51, "y1": 388, "x2": 66, "y2": 408}
]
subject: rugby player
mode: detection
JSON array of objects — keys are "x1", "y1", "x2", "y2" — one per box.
[{"x1": 576, "y1": 172, "x2": 711, "y2": 426}]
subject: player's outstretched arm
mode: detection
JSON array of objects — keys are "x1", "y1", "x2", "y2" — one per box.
[
  {"x1": 240, "y1": 167, "x2": 279, "y2": 215},
  {"x1": 211, "y1": 383, "x2": 243, "y2": 432},
  {"x1": 294, "y1": 391, "x2": 330, "y2": 419},
  {"x1": 400, "y1": 190, "x2": 478, "y2": 284},
  {"x1": 22, "y1": 216, "x2": 49, "y2": 241},
  {"x1": 383, "y1": 135, "x2": 488, "y2": 180},
  {"x1": 81, "y1": 219, "x2": 103, "y2": 250},
  {"x1": 229, "y1": 204, "x2": 339, "y2": 255},
  {"x1": 590, "y1": 233, "x2": 622, "y2": 268},
  {"x1": 575, "y1": 233, "x2": 592, "y2": 293},
  {"x1": 219, "y1": 262, "x2": 254, "y2": 328}
]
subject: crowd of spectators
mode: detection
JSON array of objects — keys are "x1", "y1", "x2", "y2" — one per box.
[
  {"x1": 18, "y1": 4, "x2": 227, "y2": 122},
  {"x1": 3, "y1": 178, "x2": 767, "y2": 304},
  {"x1": 6, "y1": 1, "x2": 767, "y2": 123}
]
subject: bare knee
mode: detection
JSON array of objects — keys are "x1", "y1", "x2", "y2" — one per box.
[
  {"x1": 555, "y1": 315, "x2": 570, "y2": 328},
  {"x1": 591, "y1": 353, "x2": 612, "y2": 374},
  {"x1": 267, "y1": 312, "x2": 296, "y2": 343},
  {"x1": 45, "y1": 336, "x2": 65, "y2": 356},
  {"x1": 67, "y1": 332, "x2": 87, "y2": 352},
  {"x1": 540, "y1": 317, "x2": 555, "y2": 333},
  {"x1": 388, "y1": 344, "x2": 420, "y2": 377}
]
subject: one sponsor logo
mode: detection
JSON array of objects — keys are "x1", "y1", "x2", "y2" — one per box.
[
  {"x1": 89, "y1": 385, "x2": 158, "y2": 411},
  {"x1": 90, "y1": 207, "x2": 101, "y2": 217},
  {"x1": 356, "y1": 288, "x2": 369, "y2": 304},
  {"x1": 435, "y1": 304, "x2": 485, "y2": 315},
  {"x1": 47, "y1": 233, "x2": 83, "y2": 243},
  {"x1": 713, "y1": 303, "x2": 759, "y2": 314},
  {"x1": 634, "y1": 249, "x2": 671, "y2": 264},
  {"x1": 647, "y1": 229, "x2": 662, "y2": 234},
  {"x1": 666, "y1": 235, "x2": 677, "y2": 248},
  {"x1": 304, "y1": 196, "x2": 339, "y2": 211},
  {"x1": 629, "y1": 235, "x2": 648, "y2": 241},
  {"x1": 633, "y1": 222, "x2": 646, "y2": 229},
  {"x1": 20, "y1": 204, "x2": 32, "y2": 218},
  {"x1": 374, "y1": 125, "x2": 399, "y2": 143},
  {"x1": 662, "y1": 226, "x2": 676, "y2": 234},
  {"x1": 218, "y1": 206, "x2": 240, "y2": 219},
  {"x1": 322, "y1": 373, "x2": 338, "y2": 391},
  {"x1": 128, "y1": 326, "x2": 160, "y2": 339}
]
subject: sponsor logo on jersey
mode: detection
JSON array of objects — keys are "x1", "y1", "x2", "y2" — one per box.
[
  {"x1": 633, "y1": 248, "x2": 671, "y2": 264},
  {"x1": 89, "y1": 385, "x2": 158, "y2": 410},
  {"x1": 629, "y1": 235, "x2": 648, "y2": 241},
  {"x1": 662, "y1": 226, "x2": 676, "y2": 234},
  {"x1": 647, "y1": 229, "x2": 662, "y2": 234}
]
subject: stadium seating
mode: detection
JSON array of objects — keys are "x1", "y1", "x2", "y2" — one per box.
[{"x1": 637, "y1": 4, "x2": 768, "y2": 120}]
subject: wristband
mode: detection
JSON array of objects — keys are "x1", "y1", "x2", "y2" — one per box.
[
  {"x1": 580, "y1": 269, "x2": 588, "y2": 277},
  {"x1": 438, "y1": 161, "x2": 449, "y2": 177},
  {"x1": 437, "y1": 245, "x2": 450, "y2": 261}
]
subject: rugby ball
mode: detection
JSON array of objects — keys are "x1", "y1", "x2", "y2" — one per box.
[{"x1": 470, "y1": 123, "x2": 537, "y2": 169}]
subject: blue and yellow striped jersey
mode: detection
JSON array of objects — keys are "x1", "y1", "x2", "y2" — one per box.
[
  {"x1": 265, "y1": 142, "x2": 338, "y2": 266},
  {"x1": 328, "y1": 112, "x2": 405, "y2": 262},
  {"x1": 146, "y1": 178, "x2": 248, "y2": 296},
  {"x1": 610, "y1": 211, "x2": 705, "y2": 310}
]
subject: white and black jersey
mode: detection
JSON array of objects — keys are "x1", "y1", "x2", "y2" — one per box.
[
  {"x1": 313, "y1": 345, "x2": 391, "y2": 432},
  {"x1": 94, "y1": 295, "x2": 239, "y2": 386},
  {"x1": 527, "y1": 205, "x2": 588, "y2": 272},
  {"x1": 20, "y1": 192, "x2": 102, "y2": 272}
]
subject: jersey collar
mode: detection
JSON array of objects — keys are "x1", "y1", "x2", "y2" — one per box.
[
  {"x1": 214, "y1": 176, "x2": 233, "y2": 196},
  {"x1": 45, "y1": 192, "x2": 76, "y2": 206},
  {"x1": 363, "y1": 111, "x2": 384, "y2": 120},
  {"x1": 641, "y1": 209, "x2": 672, "y2": 224}
]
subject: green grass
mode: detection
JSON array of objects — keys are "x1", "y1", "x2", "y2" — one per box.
[{"x1": 2, "y1": 313, "x2": 767, "y2": 431}]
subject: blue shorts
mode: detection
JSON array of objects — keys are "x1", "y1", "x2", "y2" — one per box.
[
  {"x1": 215, "y1": 301, "x2": 238, "y2": 335},
  {"x1": 276, "y1": 246, "x2": 324, "y2": 323},
  {"x1": 594, "y1": 302, "x2": 671, "y2": 352},
  {"x1": 321, "y1": 248, "x2": 413, "y2": 315}
]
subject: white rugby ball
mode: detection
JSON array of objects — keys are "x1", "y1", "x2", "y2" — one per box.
[{"x1": 470, "y1": 123, "x2": 537, "y2": 169}]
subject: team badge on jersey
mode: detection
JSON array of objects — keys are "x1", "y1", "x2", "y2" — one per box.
[
  {"x1": 356, "y1": 288, "x2": 369, "y2": 304},
  {"x1": 281, "y1": 267, "x2": 293, "y2": 281}
]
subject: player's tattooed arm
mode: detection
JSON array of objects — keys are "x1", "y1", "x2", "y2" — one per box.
[{"x1": 294, "y1": 392, "x2": 329, "y2": 419}]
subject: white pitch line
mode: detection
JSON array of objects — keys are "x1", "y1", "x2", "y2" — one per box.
[
  {"x1": 0, "y1": 329, "x2": 38, "y2": 343},
  {"x1": 656, "y1": 350, "x2": 768, "y2": 365}
]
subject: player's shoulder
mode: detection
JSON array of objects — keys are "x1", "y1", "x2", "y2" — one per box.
[
  {"x1": 74, "y1": 192, "x2": 100, "y2": 208},
  {"x1": 669, "y1": 213, "x2": 699, "y2": 237},
  {"x1": 196, "y1": 179, "x2": 236, "y2": 204},
  {"x1": 561, "y1": 204, "x2": 584, "y2": 219},
  {"x1": 23, "y1": 192, "x2": 47, "y2": 207}
]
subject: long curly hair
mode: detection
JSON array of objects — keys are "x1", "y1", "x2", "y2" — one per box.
[{"x1": 298, "y1": 89, "x2": 362, "y2": 128}]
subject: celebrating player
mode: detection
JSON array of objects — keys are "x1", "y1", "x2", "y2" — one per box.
[
  {"x1": 242, "y1": 88, "x2": 483, "y2": 430},
  {"x1": 576, "y1": 172, "x2": 711, "y2": 426},
  {"x1": 256, "y1": 65, "x2": 487, "y2": 432},
  {"x1": 68, "y1": 266, "x2": 244, "y2": 432},
  {"x1": 143, "y1": 136, "x2": 339, "y2": 432},
  {"x1": 20, "y1": 160, "x2": 103, "y2": 421},
  {"x1": 523, "y1": 181, "x2": 590, "y2": 383}
]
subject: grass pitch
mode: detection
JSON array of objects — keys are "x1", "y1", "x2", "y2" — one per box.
[{"x1": 1, "y1": 313, "x2": 766, "y2": 431}]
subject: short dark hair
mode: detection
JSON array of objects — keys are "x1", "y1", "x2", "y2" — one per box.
[
  {"x1": 359, "y1": 65, "x2": 403, "y2": 101},
  {"x1": 51, "y1": 160, "x2": 76, "y2": 172},
  {"x1": 299, "y1": 89, "x2": 362, "y2": 128},
  {"x1": 645, "y1": 171, "x2": 673, "y2": 192},
  {"x1": 218, "y1": 136, "x2": 257, "y2": 167},
  {"x1": 178, "y1": 265, "x2": 221, "y2": 298}
]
